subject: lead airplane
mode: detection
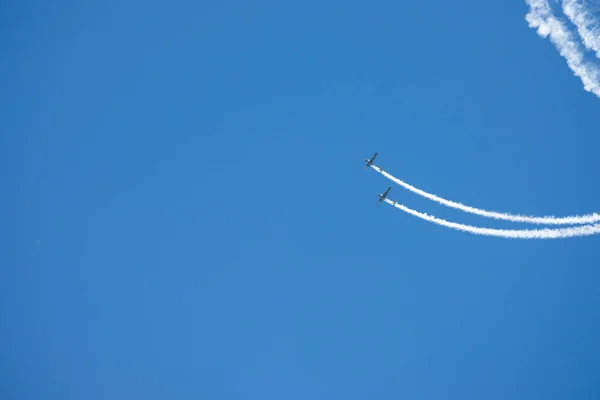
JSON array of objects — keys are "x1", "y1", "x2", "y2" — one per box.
[
  {"x1": 364, "y1": 152, "x2": 378, "y2": 169},
  {"x1": 377, "y1": 186, "x2": 391, "y2": 203}
]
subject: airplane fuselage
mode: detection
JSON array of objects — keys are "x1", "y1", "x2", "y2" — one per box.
[
  {"x1": 364, "y1": 152, "x2": 378, "y2": 168},
  {"x1": 377, "y1": 186, "x2": 391, "y2": 203}
]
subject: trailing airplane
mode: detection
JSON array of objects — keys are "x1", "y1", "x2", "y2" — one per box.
[
  {"x1": 364, "y1": 152, "x2": 378, "y2": 169},
  {"x1": 377, "y1": 186, "x2": 391, "y2": 203}
]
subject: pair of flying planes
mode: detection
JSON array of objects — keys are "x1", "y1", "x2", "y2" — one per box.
[{"x1": 364, "y1": 152, "x2": 392, "y2": 204}]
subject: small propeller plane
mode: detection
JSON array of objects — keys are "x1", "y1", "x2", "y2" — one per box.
[
  {"x1": 364, "y1": 152, "x2": 378, "y2": 169},
  {"x1": 377, "y1": 186, "x2": 391, "y2": 203}
]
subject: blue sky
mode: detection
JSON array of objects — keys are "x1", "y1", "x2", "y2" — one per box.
[{"x1": 2, "y1": 0, "x2": 600, "y2": 398}]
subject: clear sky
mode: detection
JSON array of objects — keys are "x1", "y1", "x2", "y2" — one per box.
[{"x1": 2, "y1": 1, "x2": 600, "y2": 399}]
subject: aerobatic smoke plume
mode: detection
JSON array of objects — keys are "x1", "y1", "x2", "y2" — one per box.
[
  {"x1": 525, "y1": 0, "x2": 600, "y2": 97},
  {"x1": 371, "y1": 165, "x2": 600, "y2": 225},
  {"x1": 563, "y1": 0, "x2": 600, "y2": 59}
]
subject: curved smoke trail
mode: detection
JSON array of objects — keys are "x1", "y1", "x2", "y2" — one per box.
[
  {"x1": 371, "y1": 165, "x2": 600, "y2": 225},
  {"x1": 384, "y1": 199, "x2": 600, "y2": 239}
]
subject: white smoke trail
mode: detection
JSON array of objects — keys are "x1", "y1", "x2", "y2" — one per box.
[
  {"x1": 384, "y1": 199, "x2": 600, "y2": 239},
  {"x1": 525, "y1": 0, "x2": 600, "y2": 97},
  {"x1": 563, "y1": 0, "x2": 600, "y2": 59},
  {"x1": 371, "y1": 165, "x2": 600, "y2": 225}
]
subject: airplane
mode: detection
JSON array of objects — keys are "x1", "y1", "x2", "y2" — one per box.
[
  {"x1": 364, "y1": 152, "x2": 378, "y2": 169},
  {"x1": 377, "y1": 186, "x2": 391, "y2": 203}
]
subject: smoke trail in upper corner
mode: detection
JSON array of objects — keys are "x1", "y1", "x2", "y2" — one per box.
[
  {"x1": 384, "y1": 199, "x2": 600, "y2": 239},
  {"x1": 371, "y1": 165, "x2": 600, "y2": 225},
  {"x1": 525, "y1": 0, "x2": 600, "y2": 98},
  {"x1": 563, "y1": 0, "x2": 600, "y2": 59}
]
